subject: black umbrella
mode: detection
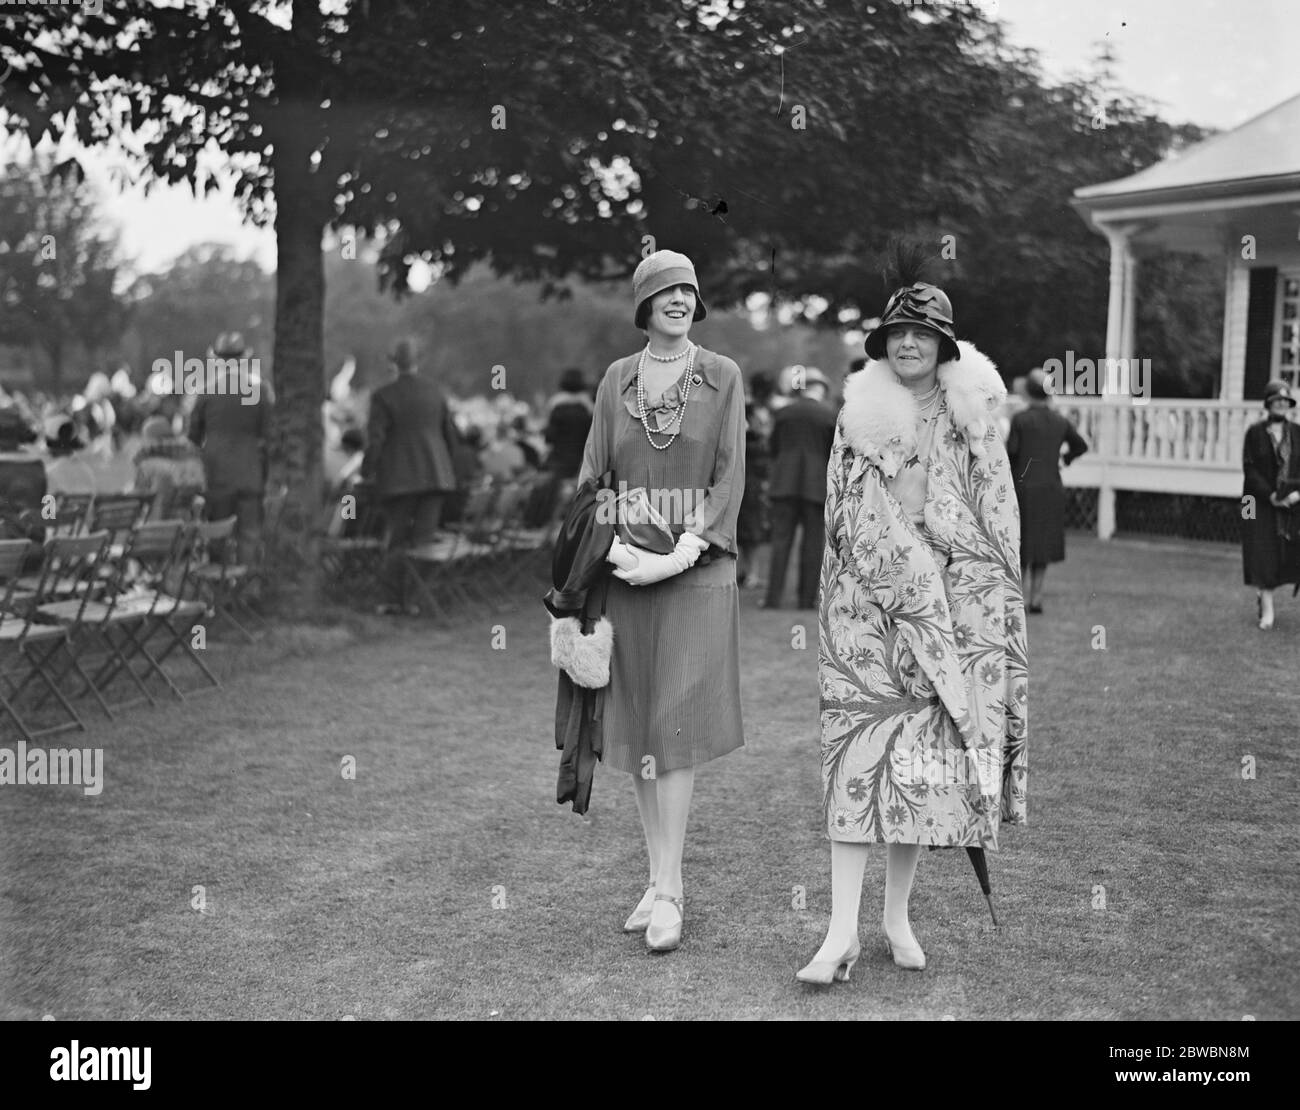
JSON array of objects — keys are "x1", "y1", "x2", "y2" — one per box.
[
  {"x1": 928, "y1": 844, "x2": 999, "y2": 926},
  {"x1": 965, "y1": 847, "x2": 999, "y2": 926}
]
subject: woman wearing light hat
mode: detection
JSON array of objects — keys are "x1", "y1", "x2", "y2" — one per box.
[
  {"x1": 798, "y1": 278, "x2": 1028, "y2": 984},
  {"x1": 1242, "y1": 379, "x2": 1300, "y2": 629},
  {"x1": 577, "y1": 249, "x2": 746, "y2": 952}
]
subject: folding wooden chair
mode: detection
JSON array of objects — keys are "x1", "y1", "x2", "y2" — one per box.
[
  {"x1": 185, "y1": 516, "x2": 263, "y2": 642},
  {"x1": 321, "y1": 483, "x2": 387, "y2": 603},
  {"x1": 0, "y1": 538, "x2": 86, "y2": 742},
  {"x1": 496, "y1": 474, "x2": 560, "y2": 592},
  {"x1": 86, "y1": 521, "x2": 218, "y2": 702},
  {"x1": 14, "y1": 532, "x2": 118, "y2": 722},
  {"x1": 86, "y1": 493, "x2": 154, "y2": 548},
  {"x1": 50, "y1": 492, "x2": 94, "y2": 537},
  {"x1": 402, "y1": 482, "x2": 499, "y2": 617}
]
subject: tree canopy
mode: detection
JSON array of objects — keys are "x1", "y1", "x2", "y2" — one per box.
[
  {"x1": 0, "y1": 157, "x2": 128, "y2": 392},
  {"x1": 0, "y1": 0, "x2": 1227, "y2": 603}
]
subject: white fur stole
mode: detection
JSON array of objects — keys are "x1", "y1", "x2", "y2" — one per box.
[{"x1": 838, "y1": 340, "x2": 1004, "y2": 477}]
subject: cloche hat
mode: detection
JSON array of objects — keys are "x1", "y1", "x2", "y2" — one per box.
[
  {"x1": 633, "y1": 250, "x2": 707, "y2": 329},
  {"x1": 864, "y1": 282, "x2": 960, "y2": 365},
  {"x1": 1263, "y1": 379, "x2": 1296, "y2": 408}
]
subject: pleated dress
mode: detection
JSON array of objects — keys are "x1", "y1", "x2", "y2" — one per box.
[{"x1": 577, "y1": 347, "x2": 747, "y2": 774}]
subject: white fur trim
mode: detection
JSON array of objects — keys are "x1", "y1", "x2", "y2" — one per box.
[
  {"x1": 839, "y1": 340, "x2": 1003, "y2": 466},
  {"x1": 550, "y1": 615, "x2": 613, "y2": 688}
]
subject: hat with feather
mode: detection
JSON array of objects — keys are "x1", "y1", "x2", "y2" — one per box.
[{"x1": 863, "y1": 240, "x2": 960, "y2": 364}]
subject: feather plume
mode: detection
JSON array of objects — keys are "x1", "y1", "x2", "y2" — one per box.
[{"x1": 880, "y1": 236, "x2": 938, "y2": 294}]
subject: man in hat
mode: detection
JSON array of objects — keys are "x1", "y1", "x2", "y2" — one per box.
[
  {"x1": 188, "y1": 331, "x2": 272, "y2": 566},
  {"x1": 764, "y1": 366, "x2": 837, "y2": 610},
  {"x1": 362, "y1": 336, "x2": 459, "y2": 615}
]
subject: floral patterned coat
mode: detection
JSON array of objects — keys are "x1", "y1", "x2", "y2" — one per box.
[{"x1": 818, "y1": 341, "x2": 1028, "y2": 847}]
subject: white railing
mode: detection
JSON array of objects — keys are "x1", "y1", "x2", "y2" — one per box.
[
  {"x1": 1054, "y1": 397, "x2": 1259, "y2": 469},
  {"x1": 1045, "y1": 397, "x2": 1261, "y2": 535}
]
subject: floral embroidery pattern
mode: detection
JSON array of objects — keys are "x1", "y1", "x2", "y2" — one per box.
[{"x1": 818, "y1": 398, "x2": 1028, "y2": 847}]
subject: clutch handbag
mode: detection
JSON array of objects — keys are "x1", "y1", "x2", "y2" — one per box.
[{"x1": 615, "y1": 486, "x2": 676, "y2": 554}]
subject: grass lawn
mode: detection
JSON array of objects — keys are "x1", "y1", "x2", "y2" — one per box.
[{"x1": 1, "y1": 535, "x2": 1296, "y2": 1020}]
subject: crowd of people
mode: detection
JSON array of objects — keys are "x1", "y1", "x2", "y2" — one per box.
[{"x1": 8, "y1": 306, "x2": 1293, "y2": 638}]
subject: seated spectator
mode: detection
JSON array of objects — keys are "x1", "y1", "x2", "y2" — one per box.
[
  {"x1": 0, "y1": 406, "x2": 39, "y2": 452},
  {"x1": 0, "y1": 408, "x2": 47, "y2": 551},
  {"x1": 444, "y1": 426, "x2": 486, "y2": 526},
  {"x1": 511, "y1": 414, "x2": 543, "y2": 470},
  {"x1": 543, "y1": 368, "x2": 594, "y2": 479},
  {"x1": 481, "y1": 421, "x2": 527, "y2": 481},
  {"x1": 132, "y1": 415, "x2": 207, "y2": 520},
  {"x1": 326, "y1": 428, "x2": 375, "y2": 539},
  {"x1": 43, "y1": 418, "x2": 99, "y2": 496}
]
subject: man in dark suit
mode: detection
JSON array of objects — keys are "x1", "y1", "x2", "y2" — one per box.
[
  {"x1": 188, "y1": 331, "x2": 272, "y2": 567},
  {"x1": 363, "y1": 337, "x2": 459, "y2": 613},
  {"x1": 764, "y1": 367, "x2": 837, "y2": 609}
]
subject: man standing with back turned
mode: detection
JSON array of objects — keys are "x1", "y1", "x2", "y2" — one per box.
[
  {"x1": 363, "y1": 337, "x2": 459, "y2": 615},
  {"x1": 764, "y1": 367, "x2": 837, "y2": 610}
]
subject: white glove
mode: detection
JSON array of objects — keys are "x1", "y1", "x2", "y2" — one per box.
[
  {"x1": 607, "y1": 539, "x2": 640, "y2": 571},
  {"x1": 612, "y1": 532, "x2": 709, "y2": 587}
]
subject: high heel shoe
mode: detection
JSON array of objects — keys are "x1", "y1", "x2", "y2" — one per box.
[
  {"x1": 623, "y1": 885, "x2": 657, "y2": 933},
  {"x1": 795, "y1": 938, "x2": 862, "y2": 985},
  {"x1": 645, "y1": 893, "x2": 684, "y2": 952},
  {"x1": 883, "y1": 921, "x2": 926, "y2": 971}
]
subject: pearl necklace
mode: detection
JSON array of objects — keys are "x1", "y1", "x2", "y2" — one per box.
[
  {"x1": 916, "y1": 382, "x2": 942, "y2": 419},
  {"x1": 645, "y1": 345, "x2": 690, "y2": 363},
  {"x1": 636, "y1": 343, "x2": 698, "y2": 450}
]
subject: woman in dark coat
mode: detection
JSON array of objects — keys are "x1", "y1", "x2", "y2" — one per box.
[
  {"x1": 1006, "y1": 369, "x2": 1088, "y2": 614},
  {"x1": 1241, "y1": 379, "x2": 1300, "y2": 630}
]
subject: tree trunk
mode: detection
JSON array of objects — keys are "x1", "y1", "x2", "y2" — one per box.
[{"x1": 268, "y1": 137, "x2": 327, "y2": 616}]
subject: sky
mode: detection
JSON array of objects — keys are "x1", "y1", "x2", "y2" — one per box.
[{"x1": 26, "y1": 0, "x2": 1300, "y2": 276}]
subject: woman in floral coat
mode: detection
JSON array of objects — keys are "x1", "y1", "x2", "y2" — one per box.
[{"x1": 797, "y1": 282, "x2": 1028, "y2": 984}]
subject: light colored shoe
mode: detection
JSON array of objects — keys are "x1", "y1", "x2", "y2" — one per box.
[
  {"x1": 645, "y1": 893, "x2": 684, "y2": 952},
  {"x1": 795, "y1": 938, "x2": 861, "y2": 985},
  {"x1": 623, "y1": 885, "x2": 656, "y2": 933},
  {"x1": 883, "y1": 920, "x2": 926, "y2": 970}
]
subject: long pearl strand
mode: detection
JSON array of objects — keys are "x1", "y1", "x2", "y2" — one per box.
[{"x1": 636, "y1": 343, "x2": 698, "y2": 450}]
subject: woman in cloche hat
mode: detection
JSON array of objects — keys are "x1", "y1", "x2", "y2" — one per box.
[
  {"x1": 797, "y1": 269, "x2": 1028, "y2": 984},
  {"x1": 1241, "y1": 379, "x2": 1300, "y2": 629},
  {"x1": 574, "y1": 249, "x2": 747, "y2": 953}
]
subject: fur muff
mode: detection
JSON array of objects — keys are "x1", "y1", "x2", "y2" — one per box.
[
  {"x1": 550, "y1": 615, "x2": 614, "y2": 688},
  {"x1": 839, "y1": 340, "x2": 1004, "y2": 475}
]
